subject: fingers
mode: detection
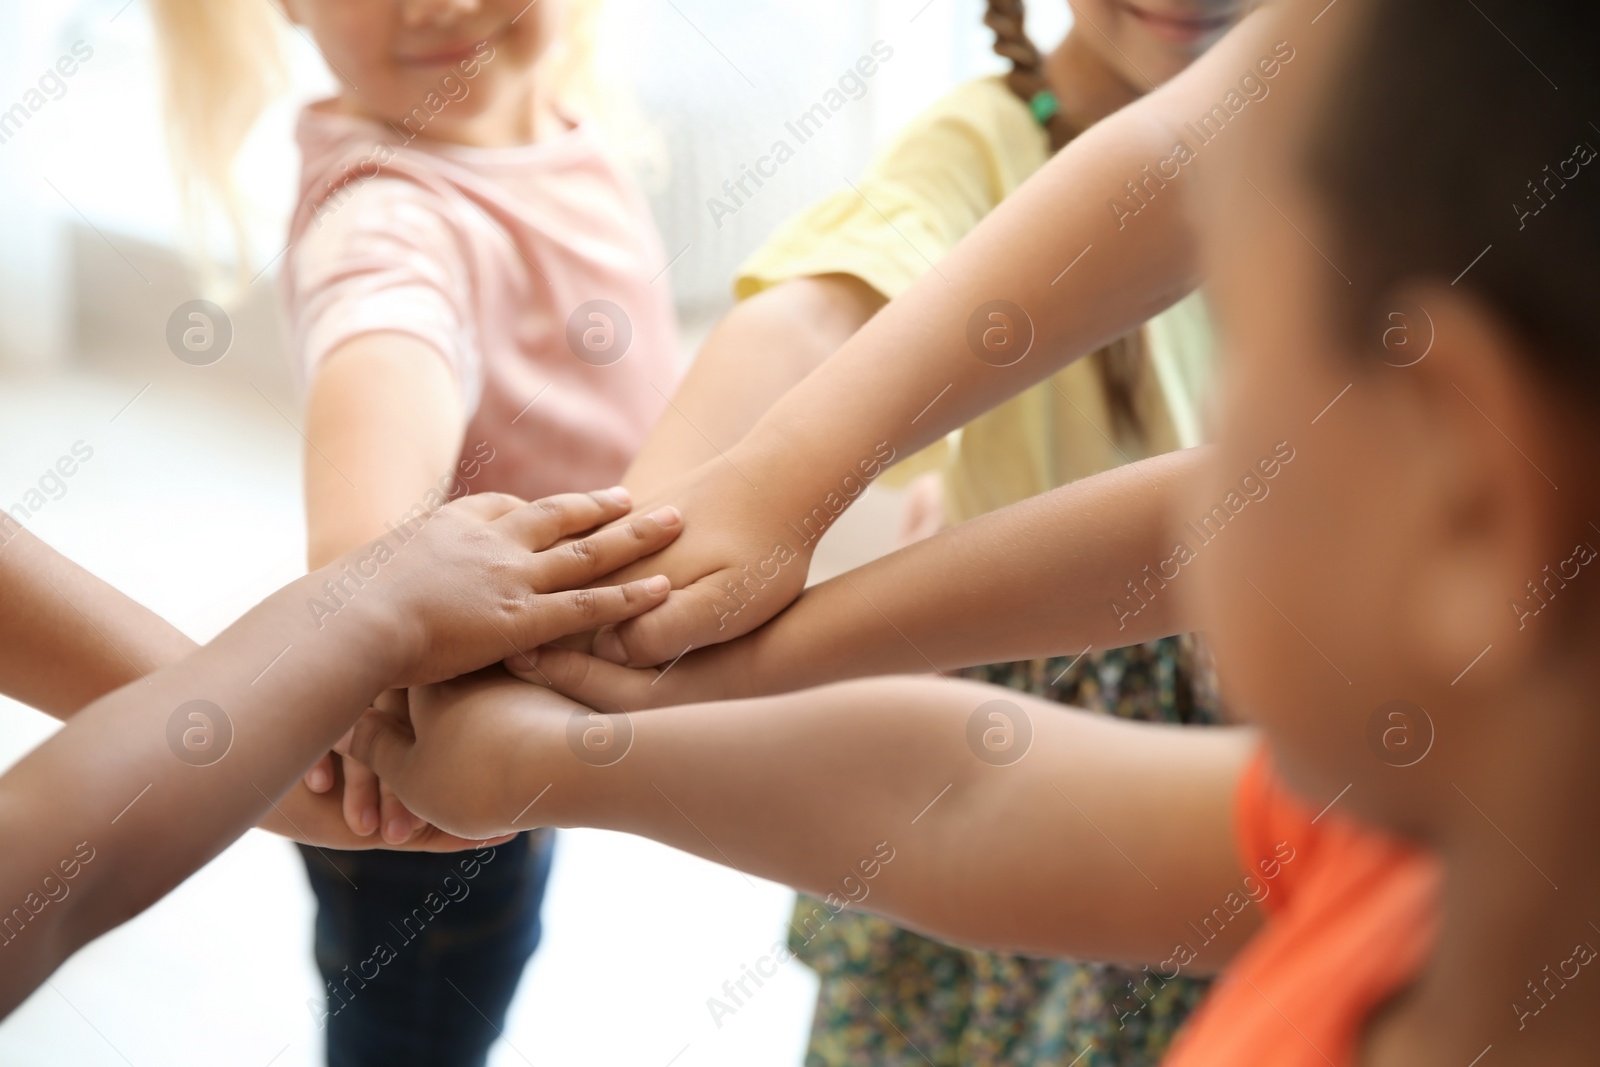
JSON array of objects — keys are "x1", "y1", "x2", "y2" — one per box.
[
  {"x1": 452, "y1": 491, "x2": 529, "y2": 521},
  {"x1": 510, "y1": 575, "x2": 674, "y2": 651},
  {"x1": 340, "y1": 754, "x2": 382, "y2": 837},
  {"x1": 406, "y1": 828, "x2": 520, "y2": 852},
  {"x1": 531, "y1": 508, "x2": 683, "y2": 592},
  {"x1": 505, "y1": 645, "x2": 664, "y2": 711},
  {"x1": 593, "y1": 575, "x2": 753, "y2": 667},
  {"x1": 346, "y1": 708, "x2": 417, "y2": 784},
  {"x1": 379, "y1": 781, "x2": 414, "y2": 844},
  {"x1": 304, "y1": 753, "x2": 335, "y2": 793},
  {"x1": 497, "y1": 488, "x2": 634, "y2": 552}
]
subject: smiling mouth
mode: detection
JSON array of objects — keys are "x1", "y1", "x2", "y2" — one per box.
[
  {"x1": 1117, "y1": 1, "x2": 1237, "y2": 42},
  {"x1": 397, "y1": 25, "x2": 506, "y2": 67}
]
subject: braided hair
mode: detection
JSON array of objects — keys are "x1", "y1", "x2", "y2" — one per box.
[{"x1": 985, "y1": 0, "x2": 1148, "y2": 445}]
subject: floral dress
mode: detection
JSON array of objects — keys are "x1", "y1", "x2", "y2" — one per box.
[{"x1": 791, "y1": 636, "x2": 1227, "y2": 1067}]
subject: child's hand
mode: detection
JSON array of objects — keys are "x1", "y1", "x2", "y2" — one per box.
[
  {"x1": 302, "y1": 488, "x2": 679, "y2": 841},
  {"x1": 341, "y1": 668, "x2": 584, "y2": 841},
  {"x1": 584, "y1": 458, "x2": 816, "y2": 668},
  {"x1": 503, "y1": 642, "x2": 739, "y2": 711},
  {"x1": 257, "y1": 775, "x2": 513, "y2": 852},
  {"x1": 303, "y1": 688, "x2": 434, "y2": 844},
  {"x1": 341, "y1": 489, "x2": 682, "y2": 689}
]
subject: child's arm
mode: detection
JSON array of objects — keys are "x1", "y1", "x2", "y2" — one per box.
[
  {"x1": 0, "y1": 521, "x2": 196, "y2": 715},
  {"x1": 592, "y1": 9, "x2": 1285, "y2": 667},
  {"x1": 517, "y1": 449, "x2": 1202, "y2": 709},
  {"x1": 299, "y1": 332, "x2": 471, "y2": 839},
  {"x1": 622, "y1": 275, "x2": 885, "y2": 496},
  {"x1": 303, "y1": 333, "x2": 467, "y2": 568},
  {"x1": 352, "y1": 670, "x2": 1261, "y2": 968},
  {"x1": 0, "y1": 522, "x2": 495, "y2": 851},
  {"x1": 0, "y1": 492, "x2": 679, "y2": 1009}
]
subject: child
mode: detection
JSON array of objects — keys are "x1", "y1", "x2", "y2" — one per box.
[
  {"x1": 574, "y1": 5, "x2": 1283, "y2": 667},
  {"x1": 149, "y1": 1, "x2": 680, "y2": 1062},
  {"x1": 356, "y1": 0, "x2": 1600, "y2": 1061},
  {"x1": 616, "y1": 0, "x2": 1241, "y2": 1060},
  {"x1": 0, "y1": 490, "x2": 679, "y2": 1014}
]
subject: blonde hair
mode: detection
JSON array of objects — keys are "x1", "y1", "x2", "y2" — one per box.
[
  {"x1": 149, "y1": 0, "x2": 625, "y2": 283},
  {"x1": 149, "y1": 0, "x2": 286, "y2": 286}
]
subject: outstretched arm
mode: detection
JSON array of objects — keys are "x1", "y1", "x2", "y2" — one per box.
[
  {"x1": 593, "y1": 8, "x2": 1287, "y2": 666},
  {"x1": 0, "y1": 521, "x2": 497, "y2": 850},
  {"x1": 0, "y1": 520, "x2": 194, "y2": 716},
  {"x1": 519, "y1": 448, "x2": 1205, "y2": 709},
  {"x1": 0, "y1": 492, "x2": 680, "y2": 1011},
  {"x1": 299, "y1": 331, "x2": 469, "y2": 841},
  {"x1": 623, "y1": 275, "x2": 885, "y2": 496},
  {"x1": 352, "y1": 670, "x2": 1259, "y2": 968}
]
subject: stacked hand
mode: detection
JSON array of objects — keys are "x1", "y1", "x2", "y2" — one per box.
[
  {"x1": 341, "y1": 668, "x2": 587, "y2": 842},
  {"x1": 505, "y1": 640, "x2": 739, "y2": 712},
  {"x1": 302, "y1": 488, "x2": 683, "y2": 844},
  {"x1": 581, "y1": 455, "x2": 817, "y2": 668}
]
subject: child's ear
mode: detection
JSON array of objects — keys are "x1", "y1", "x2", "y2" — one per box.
[{"x1": 1385, "y1": 281, "x2": 1572, "y2": 686}]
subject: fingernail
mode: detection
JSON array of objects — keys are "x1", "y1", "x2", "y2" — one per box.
[
  {"x1": 360, "y1": 808, "x2": 379, "y2": 834},
  {"x1": 649, "y1": 506, "x2": 681, "y2": 527},
  {"x1": 600, "y1": 486, "x2": 631, "y2": 507},
  {"x1": 385, "y1": 817, "x2": 409, "y2": 843},
  {"x1": 307, "y1": 766, "x2": 330, "y2": 791},
  {"x1": 643, "y1": 574, "x2": 670, "y2": 594}
]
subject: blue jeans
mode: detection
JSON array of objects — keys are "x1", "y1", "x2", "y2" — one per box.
[{"x1": 298, "y1": 830, "x2": 554, "y2": 1067}]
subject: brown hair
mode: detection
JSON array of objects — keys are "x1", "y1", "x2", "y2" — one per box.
[
  {"x1": 985, "y1": 0, "x2": 1148, "y2": 445},
  {"x1": 1309, "y1": 0, "x2": 1599, "y2": 394}
]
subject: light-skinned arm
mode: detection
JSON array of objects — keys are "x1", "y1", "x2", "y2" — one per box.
[
  {"x1": 622, "y1": 275, "x2": 885, "y2": 496},
  {"x1": 299, "y1": 332, "x2": 471, "y2": 841},
  {"x1": 517, "y1": 448, "x2": 1203, "y2": 710},
  {"x1": 592, "y1": 9, "x2": 1284, "y2": 666},
  {"x1": 350, "y1": 669, "x2": 1260, "y2": 969},
  {"x1": 0, "y1": 491, "x2": 681, "y2": 1012}
]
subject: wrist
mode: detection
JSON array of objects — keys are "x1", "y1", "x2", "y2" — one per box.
[
  {"x1": 731, "y1": 431, "x2": 899, "y2": 557},
  {"x1": 297, "y1": 554, "x2": 415, "y2": 693}
]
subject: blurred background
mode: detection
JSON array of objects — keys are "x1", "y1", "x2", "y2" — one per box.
[{"x1": 0, "y1": 0, "x2": 1067, "y2": 1063}]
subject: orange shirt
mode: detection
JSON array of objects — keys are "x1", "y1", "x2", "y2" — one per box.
[{"x1": 1164, "y1": 751, "x2": 1441, "y2": 1066}]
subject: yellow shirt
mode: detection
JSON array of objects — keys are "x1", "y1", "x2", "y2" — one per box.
[{"x1": 736, "y1": 76, "x2": 1213, "y2": 523}]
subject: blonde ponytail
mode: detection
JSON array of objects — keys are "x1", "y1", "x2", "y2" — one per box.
[
  {"x1": 149, "y1": 0, "x2": 285, "y2": 284},
  {"x1": 148, "y1": 0, "x2": 647, "y2": 280}
]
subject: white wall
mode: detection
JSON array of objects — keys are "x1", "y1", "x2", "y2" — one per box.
[{"x1": 0, "y1": 0, "x2": 1070, "y2": 369}]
